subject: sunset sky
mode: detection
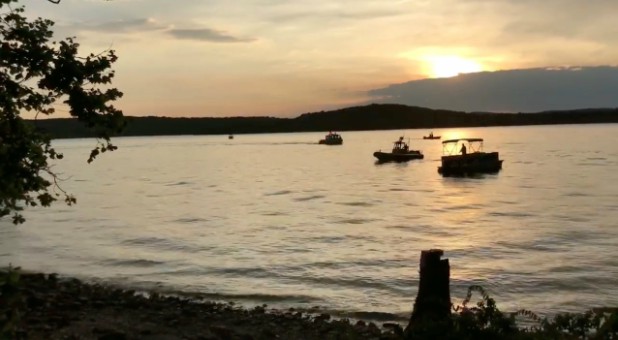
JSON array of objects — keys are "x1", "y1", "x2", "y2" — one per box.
[{"x1": 23, "y1": 0, "x2": 618, "y2": 117}]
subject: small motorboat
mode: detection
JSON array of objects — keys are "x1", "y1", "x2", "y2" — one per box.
[
  {"x1": 374, "y1": 136, "x2": 424, "y2": 163},
  {"x1": 438, "y1": 138, "x2": 503, "y2": 176},
  {"x1": 319, "y1": 131, "x2": 343, "y2": 145},
  {"x1": 423, "y1": 133, "x2": 441, "y2": 140},
  {"x1": 228, "y1": 135, "x2": 234, "y2": 139}
]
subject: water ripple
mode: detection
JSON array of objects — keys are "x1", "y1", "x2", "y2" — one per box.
[
  {"x1": 172, "y1": 217, "x2": 208, "y2": 223},
  {"x1": 338, "y1": 201, "x2": 375, "y2": 207},
  {"x1": 165, "y1": 181, "x2": 192, "y2": 186},
  {"x1": 120, "y1": 237, "x2": 205, "y2": 253},
  {"x1": 101, "y1": 259, "x2": 165, "y2": 267},
  {"x1": 265, "y1": 190, "x2": 293, "y2": 196},
  {"x1": 335, "y1": 218, "x2": 379, "y2": 225},
  {"x1": 294, "y1": 195, "x2": 325, "y2": 202}
]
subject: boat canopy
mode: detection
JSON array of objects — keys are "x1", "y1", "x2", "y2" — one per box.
[
  {"x1": 441, "y1": 137, "x2": 485, "y2": 155},
  {"x1": 442, "y1": 138, "x2": 483, "y2": 144}
]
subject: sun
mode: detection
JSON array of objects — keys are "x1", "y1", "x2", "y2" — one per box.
[{"x1": 426, "y1": 56, "x2": 483, "y2": 78}]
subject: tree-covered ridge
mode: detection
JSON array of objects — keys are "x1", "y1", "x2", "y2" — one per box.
[{"x1": 32, "y1": 104, "x2": 618, "y2": 139}]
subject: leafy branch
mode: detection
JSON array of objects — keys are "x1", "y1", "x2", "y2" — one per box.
[{"x1": 1, "y1": 0, "x2": 125, "y2": 223}]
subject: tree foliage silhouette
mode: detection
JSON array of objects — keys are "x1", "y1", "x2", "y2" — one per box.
[{"x1": 0, "y1": 0, "x2": 125, "y2": 224}]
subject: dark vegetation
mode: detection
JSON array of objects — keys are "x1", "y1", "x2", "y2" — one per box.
[
  {"x1": 1, "y1": 0, "x2": 124, "y2": 224},
  {"x1": 33, "y1": 104, "x2": 618, "y2": 139},
  {"x1": 2, "y1": 264, "x2": 617, "y2": 339}
]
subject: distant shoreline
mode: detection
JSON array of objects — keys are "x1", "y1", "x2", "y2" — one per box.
[{"x1": 29, "y1": 103, "x2": 618, "y2": 139}]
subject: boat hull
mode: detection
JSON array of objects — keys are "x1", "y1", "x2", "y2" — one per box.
[
  {"x1": 319, "y1": 139, "x2": 343, "y2": 145},
  {"x1": 423, "y1": 136, "x2": 441, "y2": 140},
  {"x1": 438, "y1": 152, "x2": 503, "y2": 176},
  {"x1": 373, "y1": 151, "x2": 424, "y2": 162}
]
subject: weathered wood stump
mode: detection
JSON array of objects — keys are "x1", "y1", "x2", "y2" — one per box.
[{"x1": 404, "y1": 249, "x2": 451, "y2": 338}]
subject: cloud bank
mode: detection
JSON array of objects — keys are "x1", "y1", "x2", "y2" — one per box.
[
  {"x1": 168, "y1": 28, "x2": 254, "y2": 43},
  {"x1": 22, "y1": 0, "x2": 618, "y2": 116},
  {"x1": 367, "y1": 66, "x2": 618, "y2": 113}
]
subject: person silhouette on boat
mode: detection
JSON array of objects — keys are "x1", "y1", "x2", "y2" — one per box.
[
  {"x1": 429, "y1": 132, "x2": 433, "y2": 138},
  {"x1": 460, "y1": 143, "x2": 467, "y2": 155}
]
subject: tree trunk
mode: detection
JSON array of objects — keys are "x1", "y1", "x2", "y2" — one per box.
[{"x1": 404, "y1": 249, "x2": 451, "y2": 338}]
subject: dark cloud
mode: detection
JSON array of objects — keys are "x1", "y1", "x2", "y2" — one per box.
[
  {"x1": 168, "y1": 28, "x2": 255, "y2": 43},
  {"x1": 367, "y1": 66, "x2": 618, "y2": 113},
  {"x1": 62, "y1": 18, "x2": 255, "y2": 43}
]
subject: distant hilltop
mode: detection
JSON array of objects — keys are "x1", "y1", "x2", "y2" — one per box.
[{"x1": 30, "y1": 104, "x2": 618, "y2": 139}]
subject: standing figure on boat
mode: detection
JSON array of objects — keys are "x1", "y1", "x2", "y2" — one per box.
[{"x1": 438, "y1": 138, "x2": 503, "y2": 176}]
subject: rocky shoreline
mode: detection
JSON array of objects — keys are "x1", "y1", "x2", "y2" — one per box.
[{"x1": 8, "y1": 271, "x2": 405, "y2": 339}]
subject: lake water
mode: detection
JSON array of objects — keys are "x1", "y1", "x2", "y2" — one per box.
[{"x1": 1, "y1": 124, "x2": 618, "y2": 322}]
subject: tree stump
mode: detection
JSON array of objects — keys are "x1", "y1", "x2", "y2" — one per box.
[{"x1": 404, "y1": 249, "x2": 451, "y2": 338}]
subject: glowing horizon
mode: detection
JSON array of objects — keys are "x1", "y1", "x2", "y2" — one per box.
[
  {"x1": 425, "y1": 56, "x2": 484, "y2": 78},
  {"x1": 16, "y1": 0, "x2": 618, "y2": 117}
]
